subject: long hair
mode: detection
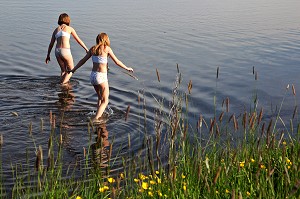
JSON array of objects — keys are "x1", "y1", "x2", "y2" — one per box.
[
  {"x1": 91, "y1": 33, "x2": 110, "y2": 55},
  {"x1": 58, "y1": 13, "x2": 70, "y2": 26}
]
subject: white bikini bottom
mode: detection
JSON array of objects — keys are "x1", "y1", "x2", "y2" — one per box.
[{"x1": 90, "y1": 71, "x2": 108, "y2": 85}]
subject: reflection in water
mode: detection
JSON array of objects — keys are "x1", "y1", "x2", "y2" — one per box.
[
  {"x1": 57, "y1": 83, "x2": 75, "y2": 111},
  {"x1": 90, "y1": 123, "x2": 111, "y2": 170}
]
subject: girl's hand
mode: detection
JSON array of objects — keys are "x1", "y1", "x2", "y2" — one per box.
[
  {"x1": 127, "y1": 67, "x2": 134, "y2": 73},
  {"x1": 67, "y1": 69, "x2": 74, "y2": 74}
]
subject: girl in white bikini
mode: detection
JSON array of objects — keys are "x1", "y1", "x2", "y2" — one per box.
[
  {"x1": 45, "y1": 13, "x2": 89, "y2": 84},
  {"x1": 69, "y1": 33, "x2": 134, "y2": 122}
]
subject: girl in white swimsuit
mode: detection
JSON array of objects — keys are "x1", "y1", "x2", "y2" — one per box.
[
  {"x1": 45, "y1": 13, "x2": 89, "y2": 84},
  {"x1": 70, "y1": 33, "x2": 134, "y2": 122}
]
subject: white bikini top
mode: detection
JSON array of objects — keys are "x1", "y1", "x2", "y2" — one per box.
[
  {"x1": 92, "y1": 55, "x2": 108, "y2": 64},
  {"x1": 55, "y1": 26, "x2": 70, "y2": 39}
]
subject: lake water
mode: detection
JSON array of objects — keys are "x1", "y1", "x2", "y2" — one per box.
[{"x1": 1, "y1": 0, "x2": 300, "y2": 192}]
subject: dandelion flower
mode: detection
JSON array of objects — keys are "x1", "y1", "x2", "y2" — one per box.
[
  {"x1": 225, "y1": 189, "x2": 230, "y2": 194},
  {"x1": 76, "y1": 196, "x2": 82, "y2": 199},
  {"x1": 282, "y1": 141, "x2": 287, "y2": 145},
  {"x1": 157, "y1": 178, "x2": 162, "y2": 184},
  {"x1": 216, "y1": 190, "x2": 219, "y2": 194},
  {"x1": 181, "y1": 173, "x2": 186, "y2": 179},
  {"x1": 239, "y1": 161, "x2": 245, "y2": 168},
  {"x1": 148, "y1": 191, "x2": 153, "y2": 196},
  {"x1": 120, "y1": 173, "x2": 125, "y2": 179},
  {"x1": 156, "y1": 171, "x2": 160, "y2": 175},
  {"x1": 150, "y1": 180, "x2": 156, "y2": 185},
  {"x1": 251, "y1": 158, "x2": 255, "y2": 163},
  {"x1": 142, "y1": 182, "x2": 149, "y2": 190},
  {"x1": 134, "y1": 178, "x2": 139, "y2": 183},
  {"x1": 139, "y1": 174, "x2": 147, "y2": 180},
  {"x1": 260, "y1": 164, "x2": 266, "y2": 169},
  {"x1": 183, "y1": 185, "x2": 187, "y2": 191},
  {"x1": 157, "y1": 191, "x2": 163, "y2": 197},
  {"x1": 246, "y1": 191, "x2": 251, "y2": 196},
  {"x1": 99, "y1": 186, "x2": 109, "y2": 193},
  {"x1": 108, "y1": 177, "x2": 115, "y2": 183}
]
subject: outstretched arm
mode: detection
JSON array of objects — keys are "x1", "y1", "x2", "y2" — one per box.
[
  {"x1": 71, "y1": 28, "x2": 89, "y2": 52},
  {"x1": 108, "y1": 49, "x2": 134, "y2": 72},
  {"x1": 45, "y1": 32, "x2": 56, "y2": 64},
  {"x1": 69, "y1": 50, "x2": 92, "y2": 73}
]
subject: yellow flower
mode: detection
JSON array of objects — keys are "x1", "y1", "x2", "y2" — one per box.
[
  {"x1": 181, "y1": 173, "x2": 186, "y2": 179},
  {"x1": 157, "y1": 178, "x2": 162, "y2": 184},
  {"x1": 150, "y1": 180, "x2": 156, "y2": 185},
  {"x1": 216, "y1": 190, "x2": 219, "y2": 194},
  {"x1": 282, "y1": 141, "x2": 287, "y2": 145},
  {"x1": 157, "y1": 191, "x2": 163, "y2": 197},
  {"x1": 120, "y1": 173, "x2": 125, "y2": 179},
  {"x1": 139, "y1": 174, "x2": 147, "y2": 180},
  {"x1": 155, "y1": 170, "x2": 160, "y2": 174},
  {"x1": 239, "y1": 161, "x2": 245, "y2": 168},
  {"x1": 260, "y1": 164, "x2": 266, "y2": 169},
  {"x1": 108, "y1": 177, "x2": 115, "y2": 183},
  {"x1": 183, "y1": 185, "x2": 187, "y2": 191},
  {"x1": 251, "y1": 158, "x2": 255, "y2": 163},
  {"x1": 134, "y1": 178, "x2": 139, "y2": 183},
  {"x1": 142, "y1": 182, "x2": 149, "y2": 190},
  {"x1": 76, "y1": 196, "x2": 82, "y2": 199},
  {"x1": 246, "y1": 191, "x2": 251, "y2": 196},
  {"x1": 148, "y1": 191, "x2": 153, "y2": 196},
  {"x1": 99, "y1": 185, "x2": 109, "y2": 193},
  {"x1": 225, "y1": 189, "x2": 230, "y2": 194},
  {"x1": 288, "y1": 165, "x2": 291, "y2": 169}
]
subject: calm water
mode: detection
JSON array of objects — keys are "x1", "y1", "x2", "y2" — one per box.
[{"x1": 1, "y1": 0, "x2": 300, "y2": 191}]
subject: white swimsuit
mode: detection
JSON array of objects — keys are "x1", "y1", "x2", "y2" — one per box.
[
  {"x1": 55, "y1": 25, "x2": 71, "y2": 57},
  {"x1": 90, "y1": 71, "x2": 108, "y2": 85}
]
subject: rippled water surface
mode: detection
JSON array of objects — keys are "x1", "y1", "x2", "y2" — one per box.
[{"x1": 1, "y1": 0, "x2": 300, "y2": 192}]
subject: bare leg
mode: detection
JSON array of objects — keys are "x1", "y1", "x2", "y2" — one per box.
[
  {"x1": 61, "y1": 54, "x2": 74, "y2": 84},
  {"x1": 93, "y1": 81, "x2": 109, "y2": 120},
  {"x1": 55, "y1": 53, "x2": 74, "y2": 84}
]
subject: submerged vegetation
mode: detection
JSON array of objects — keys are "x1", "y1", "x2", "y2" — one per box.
[{"x1": 1, "y1": 66, "x2": 300, "y2": 198}]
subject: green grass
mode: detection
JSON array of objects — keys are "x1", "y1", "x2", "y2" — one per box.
[{"x1": 1, "y1": 67, "x2": 300, "y2": 198}]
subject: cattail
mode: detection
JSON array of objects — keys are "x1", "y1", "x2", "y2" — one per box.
[
  {"x1": 292, "y1": 84, "x2": 296, "y2": 96},
  {"x1": 219, "y1": 112, "x2": 224, "y2": 123},
  {"x1": 156, "y1": 68, "x2": 160, "y2": 82},
  {"x1": 35, "y1": 146, "x2": 43, "y2": 171},
  {"x1": 258, "y1": 108, "x2": 263, "y2": 125},
  {"x1": 125, "y1": 105, "x2": 130, "y2": 121},
  {"x1": 188, "y1": 80, "x2": 192, "y2": 94},
  {"x1": 216, "y1": 123, "x2": 220, "y2": 136},
  {"x1": 233, "y1": 114, "x2": 238, "y2": 131},
  {"x1": 231, "y1": 189, "x2": 236, "y2": 199},
  {"x1": 213, "y1": 166, "x2": 222, "y2": 184},
  {"x1": 252, "y1": 66, "x2": 255, "y2": 75},
  {"x1": 83, "y1": 147, "x2": 86, "y2": 158},
  {"x1": 209, "y1": 118, "x2": 215, "y2": 134},
  {"x1": 226, "y1": 97, "x2": 230, "y2": 112},
  {"x1": 216, "y1": 67, "x2": 219, "y2": 79},
  {"x1": 0, "y1": 134, "x2": 3, "y2": 147},
  {"x1": 60, "y1": 134, "x2": 63, "y2": 145}
]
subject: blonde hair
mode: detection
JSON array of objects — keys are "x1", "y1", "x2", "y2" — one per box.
[
  {"x1": 58, "y1": 13, "x2": 70, "y2": 26},
  {"x1": 91, "y1": 33, "x2": 110, "y2": 55}
]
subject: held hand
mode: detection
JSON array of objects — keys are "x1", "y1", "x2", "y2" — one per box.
[{"x1": 67, "y1": 68, "x2": 74, "y2": 74}]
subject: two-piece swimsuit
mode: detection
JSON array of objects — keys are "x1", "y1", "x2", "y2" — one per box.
[
  {"x1": 90, "y1": 55, "x2": 108, "y2": 85},
  {"x1": 55, "y1": 25, "x2": 71, "y2": 57}
]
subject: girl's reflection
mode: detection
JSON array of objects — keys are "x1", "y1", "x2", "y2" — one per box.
[
  {"x1": 91, "y1": 123, "x2": 110, "y2": 169},
  {"x1": 57, "y1": 83, "x2": 75, "y2": 111}
]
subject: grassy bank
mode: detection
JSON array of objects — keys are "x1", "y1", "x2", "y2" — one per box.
[{"x1": 1, "y1": 67, "x2": 299, "y2": 198}]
